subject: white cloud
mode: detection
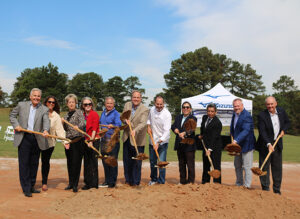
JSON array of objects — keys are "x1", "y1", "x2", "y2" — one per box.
[
  {"x1": 0, "y1": 66, "x2": 16, "y2": 94},
  {"x1": 156, "y1": 0, "x2": 300, "y2": 92},
  {"x1": 24, "y1": 36, "x2": 76, "y2": 50}
]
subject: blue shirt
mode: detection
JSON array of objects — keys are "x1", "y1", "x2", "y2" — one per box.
[
  {"x1": 100, "y1": 108, "x2": 122, "y2": 139},
  {"x1": 234, "y1": 112, "x2": 240, "y2": 129},
  {"x1": 28, "y1": 103, "x2": 39, "y2": 131}
]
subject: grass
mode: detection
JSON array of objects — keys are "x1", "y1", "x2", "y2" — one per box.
[{"x1": 1, "y1": 108, "x2": 299, "y2": 163}]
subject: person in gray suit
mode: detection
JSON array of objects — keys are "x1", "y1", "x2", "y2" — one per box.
[{"x1": 10, "y1": 88, "x2": 50, "y2": 197}]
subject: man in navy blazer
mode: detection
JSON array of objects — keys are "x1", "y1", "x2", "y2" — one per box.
[
  {"x1": 256, "y1": 96, "x2": 290, "y2": 194},
  {"x1": 230, "y1": 98, "x2": 255, "y2": 189}
]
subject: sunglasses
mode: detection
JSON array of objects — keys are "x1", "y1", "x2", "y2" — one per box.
[
  {"x1": 47, "y1": 101, "x2": 55, "y2": 104},
  {"x1": 83, "y1": 103, "x2": 92, "y2": 107},
  {"x1": 182, "y1": 106, "x2": 190, "y2": 109}
]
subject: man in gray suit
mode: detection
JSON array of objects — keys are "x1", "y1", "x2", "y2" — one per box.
[
  {"x1": 10, "y1": 88, "x2": 50, "y2": 197},
  {"x1": 122, "y1": 90, "x2": 149, "y2": 186}
]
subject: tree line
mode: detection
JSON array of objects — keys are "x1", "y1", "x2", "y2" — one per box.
[{"x1": 0, "y1": 47, "x2": 299, "y2": 135}]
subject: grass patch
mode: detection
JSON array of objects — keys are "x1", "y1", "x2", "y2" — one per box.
[{"x1": 0, "y1": 108, "x2": 299, "y2": 162}]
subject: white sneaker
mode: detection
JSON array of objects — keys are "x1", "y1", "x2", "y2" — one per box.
[
  {"x1": 148, "y1": 181, "x2": 156, "y2": 186},
  {"x1": 98, "y1": 183, "x2": 109, "y2": 188}
]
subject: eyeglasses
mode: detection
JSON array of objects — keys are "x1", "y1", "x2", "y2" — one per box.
[
  {"x1": 47, "y1": 101, "x2": 55, "y2": 104},
  {"x1": 83, "y1": 103, "x2": 92, "y2": 107},
  {"x1": 182, "y1": 106, "x2": 190, "y2": 109}
]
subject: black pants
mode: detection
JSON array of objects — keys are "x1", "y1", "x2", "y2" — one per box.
[
  {"x1": 259, "y1": 147, "x2": 282, "y2": 193},
  {"x1": 202, "y1": 149, "x2": 221, "y2": 184},
  {"x1": 65, "y1": 138, "x2": 84, "y2": 188},
  {"x1": 18, "y1": 133, "x2": 41, "y2": 193},
  {"x1": 102, "y1": 142, "x2": 120, "y2": 186},
  {"x1": 41, "y1": 147, "x2": 55, "y2": 185},
  {"x1": 123, "y1": 139, "x2": 144, "y2": 185},
  {"x1": 83, "y1": 139, "x2": 99, "y2": 188},
  {"x1": 177, "y1": 150, "x2": 195, "y2": 184}
]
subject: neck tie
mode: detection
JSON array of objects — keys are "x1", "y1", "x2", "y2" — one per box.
[{"x1": 206, "y1": 118, "x2": 211, "y2": 128}]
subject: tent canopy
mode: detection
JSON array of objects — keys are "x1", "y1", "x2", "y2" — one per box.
[{"x1": 181, "y1": 83, "x2": 252, "y2": 126}]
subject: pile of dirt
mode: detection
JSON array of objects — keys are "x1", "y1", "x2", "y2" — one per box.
[{"x1": 51, "y1": 183, "x2": 300, "y2": 218}]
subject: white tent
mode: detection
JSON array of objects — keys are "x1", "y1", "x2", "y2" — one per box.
[{"x1": 181, "y1": 83, "x2": 252, "y2": 126}]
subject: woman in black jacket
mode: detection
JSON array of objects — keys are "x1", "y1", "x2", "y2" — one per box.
[
  {"x1": 198, "y1": 103, "x2": 222, "y2": 184},
  {"x1": 171, "y1": 101, "x2": 197, "y2": 184}
]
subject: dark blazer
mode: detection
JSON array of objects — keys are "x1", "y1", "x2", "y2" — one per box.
[
  {"x1": 230, "y1": 108, "x2": 255, "y2": 153},
  {"x1": 256, "y1": 107, "x2": 290, "y2": 152},
  {"x1": 171, "y1": 114, "x2": 197, "y2": 152},
  {"x1": 200, "y1": 115, "x2": 222, "y2": 151}
]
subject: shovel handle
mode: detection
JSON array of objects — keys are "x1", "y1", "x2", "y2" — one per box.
[
  {"x1": 62, "y1": 118, "x2": 92, "y2": 139},
  {"x1": 201, "y1": 139, "x2": 215, "y2": 170},
  {"x1": 260, "y1": 134, "x2": 282, "y2": 170},
  {"x1": 126, "y1": 120, "x2": 139, "y2": 155},
  {"x1": 19, "y1": 128, "x2": 71, "y2": 143},
  {"x1": 149, "y1": 131, "x2": 160, "y2": 162}
]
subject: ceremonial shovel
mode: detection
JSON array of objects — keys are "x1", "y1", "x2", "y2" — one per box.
[
  {"x1": 62, "y1": 118, "x2": 117, "y2": 167},
  {"x1": 251, "y1": 134, "x2": 283, "y2": 176},
  {"x1": 149, "y1": 131, "x2": 169, "y2": 168},
  {"x1": 18, "y1": 128, "x2": 71, "y2": 143},
  {"x1": 201, "y1": 139, "x2": 221, "y2": 179},
  {"x1": 224, "y1": 135, "x2": 241, "y2": 156},
  {"x1": 120, "y1": 110, "x2": 148, "y2": 160}
]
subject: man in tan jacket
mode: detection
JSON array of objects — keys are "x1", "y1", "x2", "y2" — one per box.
[{"x1": 122, "y1": 90, "x2": 149, "y2": 186}]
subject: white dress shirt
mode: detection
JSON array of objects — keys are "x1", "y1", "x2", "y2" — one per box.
[
  {"x1": 147, "y1": 106, "x2": 172, "y2": 145},
  {"x1": 27, "y1": 103, "x2": 38, "y2": 131},
  {"x1": 268, "y1": 110, "x2": 280, "y2": 146}
]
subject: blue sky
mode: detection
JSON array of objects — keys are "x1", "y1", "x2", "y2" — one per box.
[{"x1": 1, "y1": 0, "x2": 299, "y2": 104}]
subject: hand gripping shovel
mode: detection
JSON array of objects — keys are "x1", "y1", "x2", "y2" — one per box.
[
  {"x1": 251, "y1": 133, "x2": 282, "y2": 176},
  {"x1": 201, "y1": 139, "x2": 221, "y2": 179},
  {"x1": 62, "y1": 118, "x2": 117, "y2": 167},
  {"x1": 120, "y1": 110, "x2": 148, "y2": 160},
  {"x1": 149, "y1": 131, "x2": 169, "y2": 168}
]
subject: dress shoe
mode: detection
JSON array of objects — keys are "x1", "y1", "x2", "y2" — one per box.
[
  {"x1": 31, "y1": 188, "x2": 41, "y2": 193},
  {"x1": 274, "y1": 190, "x2": 281, "y2": 195},
  {"x1": 108, "y1": 184, "x2": 115, "y2": 188},
  {"x1": 81, "y1": 185, "x2": 90, "y2": 190},
  {"x1": 65, "y1": 185, "x2": 72, "y2": 190},
  {"x1": 42, "y1": 184, "x2": 48, "y2": 191},
  {"x1": 73, "y1": 187, "x2": 78, "y2": 193},
  {"x1": 24, "y1": 192, "x2": 32, "y2": 197},
  {"x1": 262, "y1": 186, "x2": 270, "y2": 191}
]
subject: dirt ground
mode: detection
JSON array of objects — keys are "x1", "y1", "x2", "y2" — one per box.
[{"x1": 0, "y1": 158, "x2": 300, "y2": 219}]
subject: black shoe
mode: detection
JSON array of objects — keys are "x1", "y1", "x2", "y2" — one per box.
[
  {"x1": 73, "y1": 187, "x2": 78, "y2": 193},
  {"x1": 65, "y1": 185, "x2": 72, "y2": 190},
  {"x1": 108, "y1": 184, "x2": 115, "y2": 188},
  {"x1": 31, "y1": 188, "x2": 41, "y2": 193},
  {"x1": 274, "y1": 190, "x2": 281, "y2": 195},
  {"x1": 98, "y1": 183, "x2": 109, "y2": 188},
  {"x1": 24, "y1": 192, "x2": 32, "y2": 197},
  {"x1": 81, "y1": 185, "x2": 90, "y2": 190},
  {"x1": 262, "y1": 187, "x2": 270, "y2": 191}
]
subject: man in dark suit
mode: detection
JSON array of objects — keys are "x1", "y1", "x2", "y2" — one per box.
[
  {"x1": 256, "y1": 96, "x2": 290, "y2": 194},
  {"x1": 230, "y1": 98, "x2": 255, "y2": 189},
  {"x1": 199, "y1": 103, "x2": 222, "y2": 184},
  {"x1": 10, "y1": 88, "x2": 50, "y2": 197}
]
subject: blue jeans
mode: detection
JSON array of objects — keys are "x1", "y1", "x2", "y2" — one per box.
[{"x1": 149, "y1": 143, "x2": 168, "y2": 184}]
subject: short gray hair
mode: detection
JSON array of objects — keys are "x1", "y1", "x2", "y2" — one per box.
[
  {"x1": 81, "y1": 96, "x2": 95, "y2": 110},
  {"x1": 65, "y1": 94, "x2": 78, "y2": 104},
  {"x1": 131, "y1": 90, "x2": 142, "y2": 97},
  {"x1": 30, "y1": 88, "x2": 42, "y2": 96},
  {"x1": 265, "y1": 96, "x2": 276, "y2": 103},
  {"x1": 105, "y1": 96, "x2": 115, "y2": 104},
  {"x1": 233, "y1": 98, "x2": 243, "y2": 104}
]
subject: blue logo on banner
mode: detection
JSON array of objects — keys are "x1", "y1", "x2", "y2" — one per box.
[
  {"x1": 203, "y1": 94, "x2": 230, "y2": 99},
  {"x1": 198, "y1": 102, "x2": 232, "y2": 109}
]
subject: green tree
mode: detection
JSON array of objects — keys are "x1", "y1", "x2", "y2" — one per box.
[
  {"x1": 10, "y1": 63, "x2": 68, "y2": 106},
  {"x1": 0, "y1": 85, "x2": 9, "y2": 107},
  {"x1": 67, "y1": 72, "x2": 104, "y2": 109},
  {"x1": 272, "y1": 75, "x2": 299, "y2": 135},
  {"x1": 272, "y1": 75, "x2": 298, "y2": 94},
  {"x1": 103, "y1": 76, "x2": 127, "y2": 112},
  {"x1": 123, "y1": 76, "x2": 147, "y2": 102}
]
